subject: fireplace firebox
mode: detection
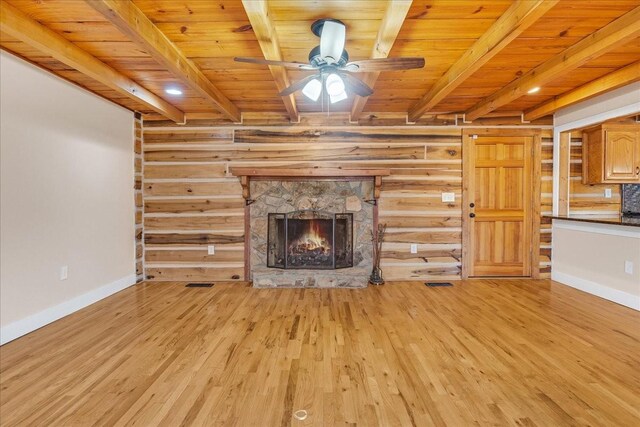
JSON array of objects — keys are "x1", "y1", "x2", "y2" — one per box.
[{"x1": 267, "y1": 210, "x2": 353, "y2": 269}]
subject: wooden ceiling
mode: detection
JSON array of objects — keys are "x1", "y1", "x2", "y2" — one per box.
[{"x1": 1, "y1": 0, "x2": 639, "y2": 124}]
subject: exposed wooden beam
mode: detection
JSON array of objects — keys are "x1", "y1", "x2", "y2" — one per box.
[
  {"x1": 241, "y1": 0, "x2": 298, "y2": 123},
  {"x1": 350, "y1": 0, "x2": 412, "y2": 121},
  {"x1": 86, "y1": 0, "x2": 241, "y2": 123},
  {"x1": 407, "y1": 0, "x2": 557, "y2": 122},
  {"x1": 0, "y1": 0, "x2": 184, "y2": 123},
  {"x1": 465, "y1": 5, "x2": 640, "y2": 121},
  {"x1": 524, "y1": 61, "x2": 640, "y2": 121}
]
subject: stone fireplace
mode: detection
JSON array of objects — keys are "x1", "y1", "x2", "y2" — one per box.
[{"x1": 231, "y1": 168, "x2": 389, "y2": 288}]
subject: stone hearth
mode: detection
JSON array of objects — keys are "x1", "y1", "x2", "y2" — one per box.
[{"x1": 249, "y1": 180, "x2": 374, "y2": 288}]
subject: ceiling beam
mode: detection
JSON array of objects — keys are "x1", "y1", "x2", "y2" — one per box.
[
  {"x1": 407, "y1": 0, "x2": 557, "y2": 122},
  {"x1": 241, "y1": 0, "x2": 298, "y2": 123},
  {"x1": 86, "y1": 0, "x2": 241, "y2": 123},
  {"x1": 350, "y1": 0, "x2": 412, "y2": 121},
  {"x1": 524, "y1": 61, "x2": 640, "y2": 121},
  {"x1": 465, "y1": 5, "x2": 640, "y2": 121},
  {"x1": 0, "y1": 0, "x2": 184, "y2": 123}
]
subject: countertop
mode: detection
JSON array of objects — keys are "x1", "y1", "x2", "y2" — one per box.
[{"x1": 546, "y1": 215, "x2": 640, "y2": 228}]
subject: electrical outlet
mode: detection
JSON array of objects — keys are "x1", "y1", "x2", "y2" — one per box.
[
  {"x1": 624, "y1": 260, "x2": 633, "y2": 275},
  {"x1": 60, "y1": 265, "x2": 68, "y2": 281},
  {"x1": 208, "y1": 245, "x2": 215, "y2": 255},
  {"x1": 410, "y1": 244, "x2": 418, "y2": 254},
  {"x1": 441, "y1": 192, "x2": 455, "y2": 202},
  {"x1": 604, "y1": 188, "x2": 612, "y2": 198}
]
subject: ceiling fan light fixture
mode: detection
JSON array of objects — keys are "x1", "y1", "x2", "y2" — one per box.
[
  {"x1": 301, "y1": 78, "x2": 322, "y2": 101},
  {"x1": 319, "y1": 20, "x2": 346, "y2": 64},
  {"x1": 325, "y1": 73, "x2": 345, "y2": 96},
  {"x1": 329, "y1": 90, "x2": 348, "y2": 104}
]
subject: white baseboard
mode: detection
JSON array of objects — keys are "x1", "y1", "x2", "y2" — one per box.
[
  {"x1": 0, "y1": 274, "x2": 137, "y2": 345},
  {"x1": 552, "y1": 271, "x2": 640, "y2": 311}
]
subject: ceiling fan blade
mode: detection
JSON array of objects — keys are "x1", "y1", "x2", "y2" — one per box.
[
  {"x1": 234, "y1": 57, "x2": 315, "y2": 70},
  {"x1": 279, "y1": 74, "x2": 319, "y2": 97},
  {"x1": 339, "y1": 73, "x2": 373, "y2": 97},
  {"x1": 320, "y1": 20, "x2": 346, "y2": 64},
  {"x1": 343, "y1": 57, "x2": 425, "y2": 72}
]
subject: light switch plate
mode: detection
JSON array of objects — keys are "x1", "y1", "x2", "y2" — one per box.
[
  {"x1": 60, "y1": 265, "x2": 68, "y2": 281},
  {"x1": 410, "y1": 244, "x2": 418, "y2": 254},
  {"x1": 441, "y1": 192, "x2": 455, "y2": 202},
  {"x1": 624, "y1": 260, "x2": 633, "y2": 275},
  {"x1": 604, "y1": 188, "x2": 612, "y2": 198},
  {"x1": 208, "y1": 245, "x2": 215, "y2": 255}
]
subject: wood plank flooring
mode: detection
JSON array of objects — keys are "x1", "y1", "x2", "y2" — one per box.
[{"x1": 1, "y1": 280, "x2": 639, "y2": 426}]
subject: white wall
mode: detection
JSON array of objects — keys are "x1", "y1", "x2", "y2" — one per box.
[
  {"x1": 552, "y1": 220, "x2": 640, "y2": 311},
  {"x1": 554, "y1": 82, "x2": 640, "y2": 129},
  {"x1": 0, "y1": 52, "x2": 136, "y2": 344}
]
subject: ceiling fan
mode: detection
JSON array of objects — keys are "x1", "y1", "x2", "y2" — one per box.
[{"x1": 235, "y1": 19, "x2": 425, "y2": 103}]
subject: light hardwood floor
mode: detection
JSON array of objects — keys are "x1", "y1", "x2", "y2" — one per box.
[{"x1": 1, "y1": 280, "x2": 639, "y2": 426}]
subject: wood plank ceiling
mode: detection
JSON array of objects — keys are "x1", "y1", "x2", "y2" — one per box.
[{"x1": 1, "y1": 0, "x2": 639, "y2": 124}]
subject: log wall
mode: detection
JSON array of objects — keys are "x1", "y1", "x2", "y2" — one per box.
[
  {"x1": 569, "y1": 133, "x2": 622, "y2": 216},
  {"x1": 141, "y1": 121, "x2": 553, "y2": 281},
  {"x1": 134, "y1": 113, "x2": 144, "y2": 281}
]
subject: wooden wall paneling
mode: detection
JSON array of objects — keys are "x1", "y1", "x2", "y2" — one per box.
[
  {"x1": 134, "y1": 113, "x2": 144, "y2": 281},
  {"x1": 558, "y1": 132, "x2": 571, "y2": 216},
  {"x1": 141, "y1": 123, "x2": 553, "y2": 282},
  {"x1": 530, "y1": 131, "x2": 542, "y2": 279},
  {"x1": 142, "y1": 125, "x2": 466, "y2": 281},
  {"x1": 569, "y1": 133, "x2": 622, "y2": 216},
  {"x1": 539, "y1": 132, "x2": 553, "y2": 277}
]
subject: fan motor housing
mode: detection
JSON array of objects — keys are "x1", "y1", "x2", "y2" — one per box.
[
  {"x1": 310, "y1": 18, "x2": 345, "y2": 37},
  {"x1": 308, "y1": 45, "x2": 349, "y2": 68}
]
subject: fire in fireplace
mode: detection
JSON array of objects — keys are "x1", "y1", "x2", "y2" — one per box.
[{"x1": 267, "y1": 210, "x2": 353, "y2": 269}]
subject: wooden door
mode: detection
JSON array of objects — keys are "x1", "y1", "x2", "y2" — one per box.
[
  {"x1": 604, "y1": 129, "x2": 640, "y2": 182},
  {"x1": 463, "y1": 131, "x2": 540, "y2": 277}
]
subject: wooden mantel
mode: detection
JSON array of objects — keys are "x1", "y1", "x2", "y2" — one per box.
[{"x1": 230, "y1": 167, "x2": 391, "y2": 202}]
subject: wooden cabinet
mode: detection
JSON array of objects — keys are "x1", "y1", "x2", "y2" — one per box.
[{"x1": 582, "y1": 124, "x2": 640, "y2": 184}]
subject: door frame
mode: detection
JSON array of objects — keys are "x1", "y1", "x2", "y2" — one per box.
[{"x1": 461, "y1": 128, "x2": 542, "y2": 279}]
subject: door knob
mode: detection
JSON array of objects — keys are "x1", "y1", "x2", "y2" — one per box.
[
  {"x1": 469, "y1": 203, "x2": 475, "y2": 208},
  {"x1": 469, "y1": 213, "x2": 476, "y2": 218},
  {"x1": 636, "y1": 166, "x2": 639, "y2": 175}
]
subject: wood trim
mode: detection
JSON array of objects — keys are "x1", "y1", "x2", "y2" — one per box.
[
  {"x1": 0, "y1": 0, "x2": 185, "y2": 123},
  {"x1": 557, "y1": 132, "x2": 571, "y2": 216},
  {"x1": 86, "y1": 0, "x2": 241, "y2": 123},
  {"x1": 232, "y1": 168, "x2": 389, "y2": 207},
  {"x1": 408, "y1": 0, "x2": 557, "y2": 122},
  {"x1": 461, "y1": 130, "x2": 473, "y2": 279},
  {"x1": 524, "y1": 61, "x2": 640, "y2": 121},
  {"x1": 530, "y1": 131, "x2": 542, "y2": 279},
  {"x1": 350, "y1": 0, "x2": 412, "y2": 121},
  {"x1": 241, "y1": 0, "x2": 298, "y2": 122},
  {"x1": 244, "y1": 203, "x2": 250, "y2": 281},
  {"x1": 465, "y1": 5, "x2": 640, "y2": 121},
  {"x1": 230, "y1": 167, "x2": 391, "y2": 177}
]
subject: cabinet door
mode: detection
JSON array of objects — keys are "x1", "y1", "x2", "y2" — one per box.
[{"x1": 604, "y1": 130, "x2": 640, "y2": 182}]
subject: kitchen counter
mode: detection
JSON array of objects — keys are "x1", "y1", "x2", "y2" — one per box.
[
  {"x1": 549, "y1": 217, "x2": 640, "y2": 311},
  {"x1": 547, "y1": 215, "x2": 640, "y2": 227}
]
